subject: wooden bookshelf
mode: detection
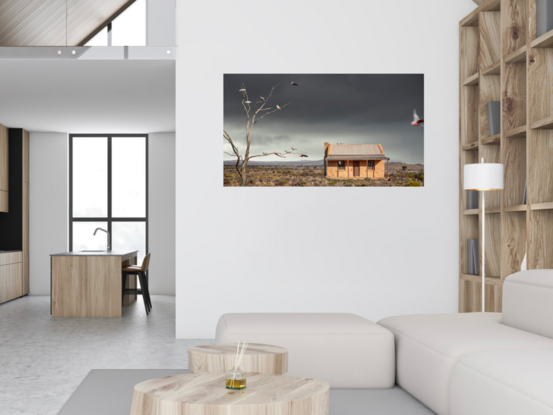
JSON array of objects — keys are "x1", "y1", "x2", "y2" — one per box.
[{"x1": 458, "y1": 0, "x2": 553, "y2": 313}]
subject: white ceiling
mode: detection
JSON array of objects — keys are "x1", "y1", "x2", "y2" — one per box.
[{"x1": 0, "y1": 59, "x2": 175, "y2": 133}]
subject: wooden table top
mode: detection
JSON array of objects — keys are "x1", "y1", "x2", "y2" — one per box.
[
  {"x1": 130, "y1": 372, "x2": 329, "y2": 415},
  {"x1": 188, "y1": 343, "x2": 288, "y2": 374}
]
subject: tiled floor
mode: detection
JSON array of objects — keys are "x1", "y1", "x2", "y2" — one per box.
[{"x1": 0, "y1": 295, "x2": 209, "y2": 415}]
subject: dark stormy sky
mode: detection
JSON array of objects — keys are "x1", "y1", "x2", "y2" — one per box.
[{"x1": 223, "y1": 74, "x2": 424, "y2": 164}]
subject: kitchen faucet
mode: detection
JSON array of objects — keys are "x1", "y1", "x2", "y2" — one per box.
[{"x1": 93, "y1": 228, "x2": 111, "y2": 252}]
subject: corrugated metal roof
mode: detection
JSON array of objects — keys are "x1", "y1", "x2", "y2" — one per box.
[{"x1": 329, "y1": 144, "x2": 384, "y2": 156}]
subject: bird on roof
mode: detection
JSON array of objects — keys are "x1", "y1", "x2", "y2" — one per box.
[
  {"x1": 276, "y1": 105, "x2": 281, "y2": 110},
  {"x1": 291, "y1": 82, "x2": 298, "y2": 86},
  {"x1": 412, "y1": 109, "x2": 424, "y2": 127}
]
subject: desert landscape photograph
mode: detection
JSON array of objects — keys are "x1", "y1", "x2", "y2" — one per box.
[{"x1": 223, "y1": 74, "x2": 424, "y2": 187}]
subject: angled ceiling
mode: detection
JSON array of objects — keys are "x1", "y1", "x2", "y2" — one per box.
[
  {"x1": 473, "y1": 0, "x2": 485, "y2": 4},
  {"x1": 0, "y1": 0, "x2": 136, "y2": 46},
  {"x1": 0, "y1": 60, "x2": 175, "y2": 133}
]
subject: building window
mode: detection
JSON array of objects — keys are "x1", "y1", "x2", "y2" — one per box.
[
  {"x1": 338, "y1": 161, "x2": 345, "y2": 170},
  {"x1": 69, "y1": 135, "x2": 148, "y2": 263},
  {"x1": 368, "y1": 160, "x2": 375, "y2": 169},
  {"x1": 85, "y1": 0, "x2": 146, "y2": 46}
]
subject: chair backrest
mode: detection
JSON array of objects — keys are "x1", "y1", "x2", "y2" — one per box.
[
  {"x1": 502, "y1": 269, "x2": 553, "y2": 339},
  {"x1": 141, "y1": 253, "x2": 151, "y2": 272}
]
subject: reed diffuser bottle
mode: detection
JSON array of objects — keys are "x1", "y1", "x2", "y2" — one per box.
[
  {"x1": 226, "y1": 367, "x2": 246, "y2": 390},
  {"x1": 226, "y1": 341, "x2": 248, "y2": 390}
]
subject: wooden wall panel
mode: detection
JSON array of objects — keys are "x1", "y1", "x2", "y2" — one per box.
[
  {"x1": 480, "y1": 12, "x2": 502, "y2": 71},
  {"x1": 501, "y1": 0, "x2": 527, "y2": 57},
  {"x1": 67, "y1": 0, "x2": 136, "y2": 46},
  {"x1": 502, "y1": 63, "x2": 527, "y2": 131}
]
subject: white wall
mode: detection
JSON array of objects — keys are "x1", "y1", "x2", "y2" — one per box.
[
  {"x1": 29, "y1": 132, "x2": 68, "y2": 296},
  {"x1": 147, "y1": 0, "x2": 175, "y2": 46},
  {"x1": 29, "y1": 132, "x2": 175, "y2": 296},
  {"x1": 175, "y1": 0, "x2": 476, "y2": 338},
  {"x1": 149, "y1": 132, "x2": 176, "y2": 295}
]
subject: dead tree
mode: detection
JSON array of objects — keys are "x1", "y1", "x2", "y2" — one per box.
[{"x1": 224, "y1": 83, "x2": 306, "y2": 186}]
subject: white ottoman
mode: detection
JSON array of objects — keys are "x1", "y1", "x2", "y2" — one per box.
[{"x1": 215, "y1": 313, "x2": 395, "y2": 388}]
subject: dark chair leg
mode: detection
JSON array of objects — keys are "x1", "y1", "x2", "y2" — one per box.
[
  {"x1": 141, "y1": 272, "x2": 153, "y2": 310},
  {"x1": 137, "y1": 272, "x2": 149, "y2": 315}
]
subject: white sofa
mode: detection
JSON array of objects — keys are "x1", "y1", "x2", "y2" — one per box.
[
  {"x1": 215, "y1": 313, "x2": 395, "y2": 388},
  {"x1": 379, "y1": 270, "x2": 553, "y2": 415}
]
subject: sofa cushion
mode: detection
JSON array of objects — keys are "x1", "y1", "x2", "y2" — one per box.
[
  {"x1": 503, "y1": 270, "x2": 553, "y2": 340},
  {"x1": 450, "y1": 350, "x2": 553, "y2": 415},
  {"x1": 216, "y1": 313, "x2": 395, "y2": 388},
  {"x1": 378, "y1": 312, "x2": 553, "y2": 415}
]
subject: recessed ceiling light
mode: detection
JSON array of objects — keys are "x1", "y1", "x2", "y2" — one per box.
[
  {"x1": 57, "y1": 50, "x2": 62, "y2": 55},
  {"x1": 167, "y1": 50, "x2": 171, "y2": 55},
  {"x1": 72, "y1": 50, "x2": 76, "y2": 55}
]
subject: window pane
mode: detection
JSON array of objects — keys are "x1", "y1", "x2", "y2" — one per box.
[
  {"x1": 112, "y1": 137, "x2": 146, "y2": 218},
  {"x1": 85, "y1": 27, "x2": 108, "y2": 46},
  {"x1": 112, "y1": 0, "x2": 146, "y2": 46},
  {"x1": 73, "y1": 222, "x2": 109, "y2": 252},
  {"x1": 73, "y1": 137, "x2": 108, "y2": 217},
  {"x1": 112, "y1": 222, "x2": 146, "y2": 263}
]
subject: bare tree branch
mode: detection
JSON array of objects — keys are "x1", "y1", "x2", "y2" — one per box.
[{"x1": 254, "y1": 102, "x2": 291, "y2": 125}]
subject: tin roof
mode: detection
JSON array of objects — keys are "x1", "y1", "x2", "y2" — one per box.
[{"x1": 329, "y1": 144, "x2": 384, "y2": 156}]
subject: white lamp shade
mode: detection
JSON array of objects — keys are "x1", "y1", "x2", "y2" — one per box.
[{"x1": 464, "y1": 163, "x2": 504, "y2": 191}]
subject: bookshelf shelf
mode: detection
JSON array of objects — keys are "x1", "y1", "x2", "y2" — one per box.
[
  {"x1": 463, "y1": 141, "x2": 479, "y2": 151},
  {"x1": 459, "y1": 0, "x2": 549, "y2": 313},
  {"x1": 482, "y1": 61, "x2": 501, "y2": 75},
  {"x1": 531, "y1": 202, "x2": 553, "y2": 211},
  {"x1": 504, "y1": 204, "x2": 527, "y2": 212},
  {"x1": 482, "y1": 134, "x2": 500, "y2": 145},
  {"x1": 505, "y1": 45, "x2": 527, "y2": 63},
  {"x1": 531, "y1": 29, "x2": 553, "y2": 49},
  {"x1": 505, "y1": 125, "x2": 527, "y2": 138},
  {"x1": 530, "y1": 116, "x2": 553, "y2": 130},
  {"x1": 463, "y1": 72, "x2": 480, "y2": 86}
]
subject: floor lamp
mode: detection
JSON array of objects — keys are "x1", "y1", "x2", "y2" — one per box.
[{"x1": 464, "y1": 158, "x2": 504, "y2": 312}]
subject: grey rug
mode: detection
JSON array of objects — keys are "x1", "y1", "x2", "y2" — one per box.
[{"x1": 57, "y1": 369, "x2": 435, "y2": 415}]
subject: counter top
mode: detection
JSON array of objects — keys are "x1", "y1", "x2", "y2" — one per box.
[{"x1": 51, "y1": 251, "x2": 138, "y2": 257}]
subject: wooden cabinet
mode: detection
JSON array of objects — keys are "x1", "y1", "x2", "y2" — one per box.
[
  {"x1": 0, "y1": 260, "x2": 23, "y2": 304},
  {"x1": 0, "y1": 124, "x2": 7, "y2": 213},
  {"x1": 0, "y1": 127, "x2": 30, "y2": 303}
]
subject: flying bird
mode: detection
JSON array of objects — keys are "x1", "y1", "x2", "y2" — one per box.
[
  {"x1": 276, "y1": 105, "x2": 281, "y2": 110},
  {"x1": 300, "y1": 154, "x2": 308, "y2": 158},
  {"x1": 412, "y1": 109, "x2": 424, "y2": 127},
  {"x1": 291, "y1": 82, "x2": 298, "y2": 86}
]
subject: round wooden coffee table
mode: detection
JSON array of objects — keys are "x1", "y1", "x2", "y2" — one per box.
[
  {"x1": 188, "y1": 343, "x2": 288, "y2": 374},
  {"x1": 130, "y1": 372, "x2": 329, "y2": 415}
]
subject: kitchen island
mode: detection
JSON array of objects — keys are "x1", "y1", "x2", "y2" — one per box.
[{"x1": 50, "y1": 251, "x2": 138, "y2": 318}]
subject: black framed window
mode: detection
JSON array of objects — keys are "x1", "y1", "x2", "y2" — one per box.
[
  {"x1": 69, "y1": 134, "x2": 148, "y2": 262},
  {"x1": 368, "y1": 160, "x2": 374, "y2": 170},
  {"x1": 338, "y1": 161, "x2": 345, "y2": 170}
]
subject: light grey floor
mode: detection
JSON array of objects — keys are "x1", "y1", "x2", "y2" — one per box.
[
  {"x1": 58, "y1": 369, "x2": 436, "y2": 415},
  {"x1": 0, "y1": 295, "x2": 210, "y2": 415},
  {"x1": 1, "y1": 296, "x2": 435, "y2": 415}
]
